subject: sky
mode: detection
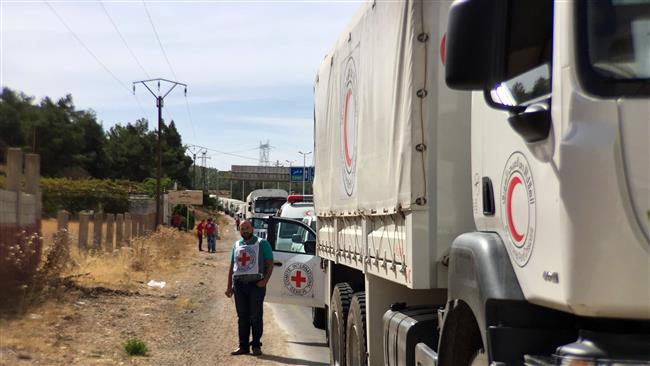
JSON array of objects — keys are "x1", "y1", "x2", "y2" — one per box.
[{"x1": 1, "y1": 0, "x2": 363, "y2": 170}]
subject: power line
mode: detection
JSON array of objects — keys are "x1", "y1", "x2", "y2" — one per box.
[
  {"x1": 133, "y1": 93, "x2": 154, "y2": 123},
  {"x1": 142, "y1": 0, "x2": 177, "y2": 80},
  {"x1": 141, "y1": 0, "x2": 197, "y2": 143},
  {"x1": 99, "y1": 0, "x2": 151, "y2": 79},
  {"x1": 184, "y1": 95, "x2": 197, "y2": 143},
  {"x1": 44, "y1": 1, "x2": 150, "y2": 120},
  {"x1": 188, "y1": 144, "x2": 259, "y2": 162},
  {"x1": 45, "y1": 1, "x2": 129, "y2": 92}
]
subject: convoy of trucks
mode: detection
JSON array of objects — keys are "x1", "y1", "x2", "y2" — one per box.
[
  {"x1": 259, "y1": 0, "x2": 650, "y2": 365},
  {"x1": 244, "y1": 189, "x2": 288, "y2": 220},
  {"x1": 216, "y1": 197, "x2": 245, "y2": 217}
]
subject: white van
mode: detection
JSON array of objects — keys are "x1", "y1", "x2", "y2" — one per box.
[{"x1": 275, "y1": 195, "x2": 315, "y2": 251}]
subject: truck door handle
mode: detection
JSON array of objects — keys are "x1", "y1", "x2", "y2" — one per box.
[{"x1": 273, "y1": 262, "x2": 283, "y2": 267}]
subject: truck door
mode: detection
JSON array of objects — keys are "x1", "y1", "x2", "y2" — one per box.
[{"x1": 253, "y1": 217, "x2": 325, "y2": 308}]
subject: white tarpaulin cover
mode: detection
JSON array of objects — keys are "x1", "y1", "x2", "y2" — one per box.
[{"x1": 314, "y1": 1, "x2": 428, "y2": 215}]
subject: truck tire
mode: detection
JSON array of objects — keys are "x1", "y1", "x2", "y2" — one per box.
[
  {"x1": 438, "y1": 301, "x2": 486, "y2": 366},
  {"x1": 313, "y1": 306, "x2": 327, "y2": 330},
  {"x1": 346, "y1": 292, "x2": 367, "y2": 366},
  {"x1": 330, "y1": 283, "x2": 353, "y2": 366}
]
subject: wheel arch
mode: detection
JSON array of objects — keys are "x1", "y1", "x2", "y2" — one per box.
[{"x1": 443, "y1": 232, "x2": 525, "y2": 355}]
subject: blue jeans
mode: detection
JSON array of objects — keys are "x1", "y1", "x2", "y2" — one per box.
[
  {"x1": 233, "y1": 281, "x2": 266, "y2": 349},
  {"x1": 207, "y1": 234, "x2": 216, "y2": 252}
]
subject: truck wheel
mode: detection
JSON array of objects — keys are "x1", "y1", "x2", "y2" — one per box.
[
  {"x1": 438, "y1": 301, "x2": 486, "y2": 366},
  {"x1": 313, "y1": 306, "x2": 327, "y2": 330},
  {"x1": 346, "y1": 292, "x2": 367, "y2": 366},
  {"x1": 330, "y1": 283, "x2": 353, "y2": 366},
  {"x1": 470, "y1": 350, "x2": 489, "y2": 366}
]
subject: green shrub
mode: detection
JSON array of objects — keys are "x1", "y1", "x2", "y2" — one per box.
[
  {"x1": 124, "y1": 338, "x2": 148, "y2": 356},
  {"x1": 172, "y1": 204, "x2": 195, "y2": 230},
  {"x1": 39, "y1": 178, "x2": 148, "y2": 216}
]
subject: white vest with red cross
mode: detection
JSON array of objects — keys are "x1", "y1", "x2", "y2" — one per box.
[{"x1": 233, "y1": 237, "x2": 264, "y2": 281}]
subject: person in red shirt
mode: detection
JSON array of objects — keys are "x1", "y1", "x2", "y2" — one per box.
[
  {"x1": 196, "y1": 219, "x2": 206, "y2": 251},
  {"x1": 206, "y1": 218, "x2": 217, "y2": 253},
  {"x1": 172, "y1": 213, "x2": 182, "y2": 230}
]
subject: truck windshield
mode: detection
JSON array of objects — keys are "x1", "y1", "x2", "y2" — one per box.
[
  {"x1": 254, "y1": 198, "x2": 286, "y2": 214},
  {"x1": 586, "y1": 0, "x2": 650, "y2": 80}
]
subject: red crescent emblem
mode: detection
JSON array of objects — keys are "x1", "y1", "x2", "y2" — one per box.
[
  {"x1": 343, "y1": 89, "x2": 353, "y2": 168},
  {"x1": 506, "y1": 176, "x2": 525, "y2": 242},
  {"x1": 440, "y1": 33, "x2": 447, "y2": 65}
]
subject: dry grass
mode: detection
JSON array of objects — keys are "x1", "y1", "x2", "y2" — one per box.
[
  {"x1": 2, "y1": 222, "x2": 193, "y2": 316},
  {"x1": 71, "y1": 227, "x2": 191, "y2": 291}
]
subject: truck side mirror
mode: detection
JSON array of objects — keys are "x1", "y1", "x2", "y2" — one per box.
[{"x1": 445, "y1": 0, "x2": 507, "y2": 90}]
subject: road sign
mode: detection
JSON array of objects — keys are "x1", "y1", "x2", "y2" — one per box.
[
  {"x1": 291, "y1": 167, "x2": 304, "y2": 182},
  {"x1": 168, "y1": 190, "x2": 203, "y2": 205},
  {"x1": 290, "y1": 167, "x2": 314, "y2": 182}
]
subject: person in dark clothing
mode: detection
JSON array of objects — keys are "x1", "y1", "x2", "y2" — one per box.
[
  {"x1": 206, "y1": 218, "x2": 217, "y2": 253},
  {"x1": 196, "y1": 219, "x2": 205, "y2": 251}
]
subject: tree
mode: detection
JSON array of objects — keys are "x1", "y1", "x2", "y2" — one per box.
[
  {"x1": 104, "y1": 119, "x2": 156, "y2": 182},
  {"x1": 161, "y1": 121, "x2": 193, "y2": 187},
  {"x1": 510, "y1": 82, "x2": 529, "y2": 104},
  {"x1": 1, "y1": 87, "x2": 192, "y2": 186},
  {"x1": 33, "y1": 95, "x2": 86, "y2": 176},
  {"x1": 75, "y1": 109, "x2": 109, "y2": 178},
  {"x1": 531, "y1": 76, "x2": 551, "y2": 100},
  {"x1": 0, "y1": 88, "x2": 30, "y2": 151}
]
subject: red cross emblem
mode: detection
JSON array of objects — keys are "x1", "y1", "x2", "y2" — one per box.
[
  {"x1": 237, "y1": 251, "x2": 251, "y2": 267},
  {"x1": 290, "y1": 271, "x2": 307, "y2": 288}
]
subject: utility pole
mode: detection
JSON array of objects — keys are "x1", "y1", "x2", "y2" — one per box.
[
  {"x1": 187, "y1": 145, "x2": 202, "y2": 190},
  {"x1": 285, "y1": 160, "x2": 295, "y2": 194},
  {"x1": 298, "y1": 151, "x2": 312, "y2": 196},
  {"x1": 134, "y1": 78, "x2": 187, "y2": 229},
  {"x1": 242, "y1": 180, "x2": 245, "y2": 201},
  {"x1": 199, "y1": 150, "x2": 211, "y2": 192},
  {"x1": 215, "y1": 169, "x2": 219, "y2": 196}
]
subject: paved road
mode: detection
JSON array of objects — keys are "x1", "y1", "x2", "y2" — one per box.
[{"x1": 269, "y1": 303, "x2": 329, "y2": 366}]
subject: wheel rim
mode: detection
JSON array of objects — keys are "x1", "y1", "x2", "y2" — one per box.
[
  {"x1": 348, "y1": 324, "x2": 360, "y2": 366},
  {"x1": 470, "y1": 349, "x2": 489, "y2": 366},
  {"x1": 332, "y1": 312, "x2": 342, "y2": 366}
]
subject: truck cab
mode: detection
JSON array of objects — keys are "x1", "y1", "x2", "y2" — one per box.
[
  {"x1": 245, "y1": 189, "x2": 288, "y2": 238},
  {"x1": 266, "y1": 1, "x2": 649, "y2": 365}
]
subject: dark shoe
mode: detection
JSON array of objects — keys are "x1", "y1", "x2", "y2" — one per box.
[
  {"x1": 252, "y1": 347, "x2": 262, "y2": 356},
  {"x1": 230, "y1": 347, "x2": 249, "y2": 356}
]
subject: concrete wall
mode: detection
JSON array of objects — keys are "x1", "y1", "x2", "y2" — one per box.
[{"x1": 0, "y1": 149, "x2": 41, "y2": 290}]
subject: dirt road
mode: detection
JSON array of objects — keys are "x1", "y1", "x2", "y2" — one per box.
[{"x1": 0, "y1": 214, "x2": 313, "y2": 365}]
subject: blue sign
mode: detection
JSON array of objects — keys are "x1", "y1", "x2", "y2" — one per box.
[
  {"x1": 309, "y1": 167, "x2": 315, "y2": 181},
  {"x1": 290, "y1": 167, "x2": 314, "y2": 183},
  {"x1": 290, "y1": 167, "x2": 304, "y2": 182}
]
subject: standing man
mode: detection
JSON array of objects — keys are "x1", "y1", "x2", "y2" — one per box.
[
  {"x1": 235, "y1": 215, "x2": 241, "y2": 231},
  {"x1": 206, "y1": 218, "x2": 216, "y2": 253},
  {"x1": 196, "y1": 219, "x2": 206, "y2": 251},
  {"x1": 225, "y1": 220, "x2": 273, "y2": 356},
  {"x1": 172, "y1": 212, "x2": 182, "y2": 230}
]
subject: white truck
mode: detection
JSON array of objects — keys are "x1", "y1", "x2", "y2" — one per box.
[
  {"x1": 244, "y1": 189, "x2": 288, "y2": 219},
  {"x1": 245, "y1": 189, "x2": 288, "y2": 238},
  {"x1": 260, "y1": 0, "x2": 650, "y2": 365}
]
